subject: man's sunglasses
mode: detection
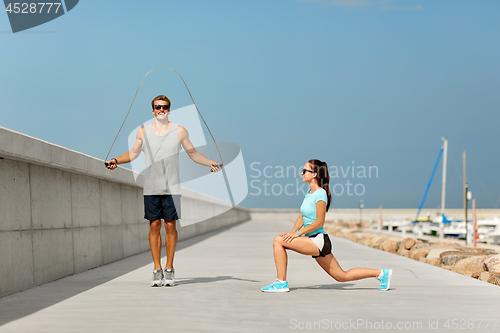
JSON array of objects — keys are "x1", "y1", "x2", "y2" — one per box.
[
  {"x1": 301, "y1": 169, "x2": 314, "y2": 175},
  {"x1": 154, "y1": 105, "x2": 170, "y2": 110}
]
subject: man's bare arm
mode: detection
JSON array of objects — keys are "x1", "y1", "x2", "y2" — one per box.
[
  {"x1": 105, "y1": 127, "x2": 144, "y2": 169},
  {"x1": 178, "y1": 125, "x2": 221, "y2": 172}
]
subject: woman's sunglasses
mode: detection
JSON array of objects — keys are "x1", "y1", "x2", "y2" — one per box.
[{"x1": 301, "y1": 169, "x2": 314, "y2": 175}]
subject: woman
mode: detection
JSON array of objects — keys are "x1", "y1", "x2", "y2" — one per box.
[{"x1": 261, "y1": 159, "x2": 392, "y2": 292}]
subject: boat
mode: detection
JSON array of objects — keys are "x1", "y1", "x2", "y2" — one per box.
[
  {"x1": 411, "y1": 215, "x2": 434, "y2": 235},
  {"x1": 383, "y1": 218, "x2": 412, "y2": 231},
  {"x1": 479, "y1": 216, "x2": 500, "y2": 243},
  {"x1": 428, "y1": 214, "x2": 465, "y2": 238},
  {"x1": 487, "y1": 226, "x2": 500, "y2": 245},
  {"x1": 443, "y1": 221, "x2": 467, "y2": 239}
]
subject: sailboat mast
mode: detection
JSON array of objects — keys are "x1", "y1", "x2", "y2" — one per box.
[
  {"x1": 440, "y1": 138, "x2": 448, "y2": 240},
  {"x1": 441, "y1": 138, "x2": 448, "y2": 216},
  {"x1": 463, "y1": 152, "x2": 468, "y2": 244}
]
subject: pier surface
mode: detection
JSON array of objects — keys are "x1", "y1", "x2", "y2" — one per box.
[{"x1": 1, "y1": 216, "x2": 500, "y2": 333}]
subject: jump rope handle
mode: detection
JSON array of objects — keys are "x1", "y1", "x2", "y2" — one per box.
[
  {"x1": 211, "y1": 163, "x2": 223, "y2": 172},
  {"x1": 104, "y1": 158, "x2": 118, "y2": 167}
]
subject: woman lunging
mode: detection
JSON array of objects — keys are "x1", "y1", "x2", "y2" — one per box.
[{"x1": 261, "y1": 159, "x2": 392, "y2": 292}]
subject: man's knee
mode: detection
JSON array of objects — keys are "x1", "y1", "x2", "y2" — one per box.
[
  {"x1": 150, "y1": 220, "x2": 161, "y2": 232},
  {"x1": 165, "y1": 220, "x2": 177, "y2": 234}
]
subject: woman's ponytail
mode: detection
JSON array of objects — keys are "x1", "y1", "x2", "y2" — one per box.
[{"x1": 308, "y1": 159, "x2": 331, "y2": 211}]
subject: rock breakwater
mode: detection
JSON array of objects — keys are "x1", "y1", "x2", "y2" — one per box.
[{"x1": 324, "y1": 221, "x2": 500, "y2": 287}]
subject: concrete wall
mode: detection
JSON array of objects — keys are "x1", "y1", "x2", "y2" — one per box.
[{"x1": 0, "y1": 126, "x2": 250, "y2": 297}]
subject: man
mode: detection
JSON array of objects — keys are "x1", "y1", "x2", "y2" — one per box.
[{"x1": 105, "y1": 95, "x2": 221, "y2": 287}]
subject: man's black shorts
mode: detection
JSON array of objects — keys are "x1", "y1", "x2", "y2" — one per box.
[{"x1": 144, "y1": 195, "x2": 181, "y2": 221}]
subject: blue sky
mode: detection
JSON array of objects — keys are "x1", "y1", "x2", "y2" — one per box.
[{"x1": 1, "y1": 0, "x2": 499, "y2": 210}]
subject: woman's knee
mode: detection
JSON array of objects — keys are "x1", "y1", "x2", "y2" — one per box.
[
  {"x1": 273, "y1": 235, "x2": 284, "y2": 247},
  {"x1": 334, "y1": 274, "x2": 348, "y2": 283}
]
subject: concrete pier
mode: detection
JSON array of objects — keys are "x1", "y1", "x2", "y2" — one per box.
[{"x1": 1, "y1": 216, "x2": 500, "y2": 333}]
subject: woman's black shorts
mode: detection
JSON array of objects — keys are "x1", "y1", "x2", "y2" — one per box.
[{"x1": 308, "y1": 233, "x2": 332, "y2": 258}]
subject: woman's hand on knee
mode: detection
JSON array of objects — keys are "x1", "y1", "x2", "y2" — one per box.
[{"x1": 280, "y1": 232, "x2": 298, "y2": 243}]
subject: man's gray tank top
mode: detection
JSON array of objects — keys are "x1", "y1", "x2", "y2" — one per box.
[{"x1": 142, "y1": 122, "x2": 181, "y2": 195}]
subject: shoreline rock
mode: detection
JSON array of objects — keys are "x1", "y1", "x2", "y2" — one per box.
[{"x1": 324, "y1": 221, "x2": 500, "y2": 287}]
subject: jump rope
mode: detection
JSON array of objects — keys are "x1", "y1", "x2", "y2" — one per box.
[{"x1": 103, "y1": 67, "x2": 234, "y2": 206}]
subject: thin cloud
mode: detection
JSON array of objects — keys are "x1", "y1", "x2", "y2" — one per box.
[
  {"x1": 296, "y1": 0, "x2": 422, "y2": 11},
  {"x1": 380, "y1": 0, "x2": 422, "y2": 11},
  {"x1": 297, "y1": 0, "x2": 370, "y2": 7}
]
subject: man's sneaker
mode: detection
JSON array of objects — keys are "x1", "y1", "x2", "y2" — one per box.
[
  {"x1": 378, "y1": 268, "x2": 392, "y2": 291},
  {"x1": 164, "y1": 268, "x2": 175, "y2": 286},
  {"x1": 261, "y1": 280, "x2": 290, "y2": 293},
  {"x1": 151, "y1": 269, "x2": 164, "y2": 287}
]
